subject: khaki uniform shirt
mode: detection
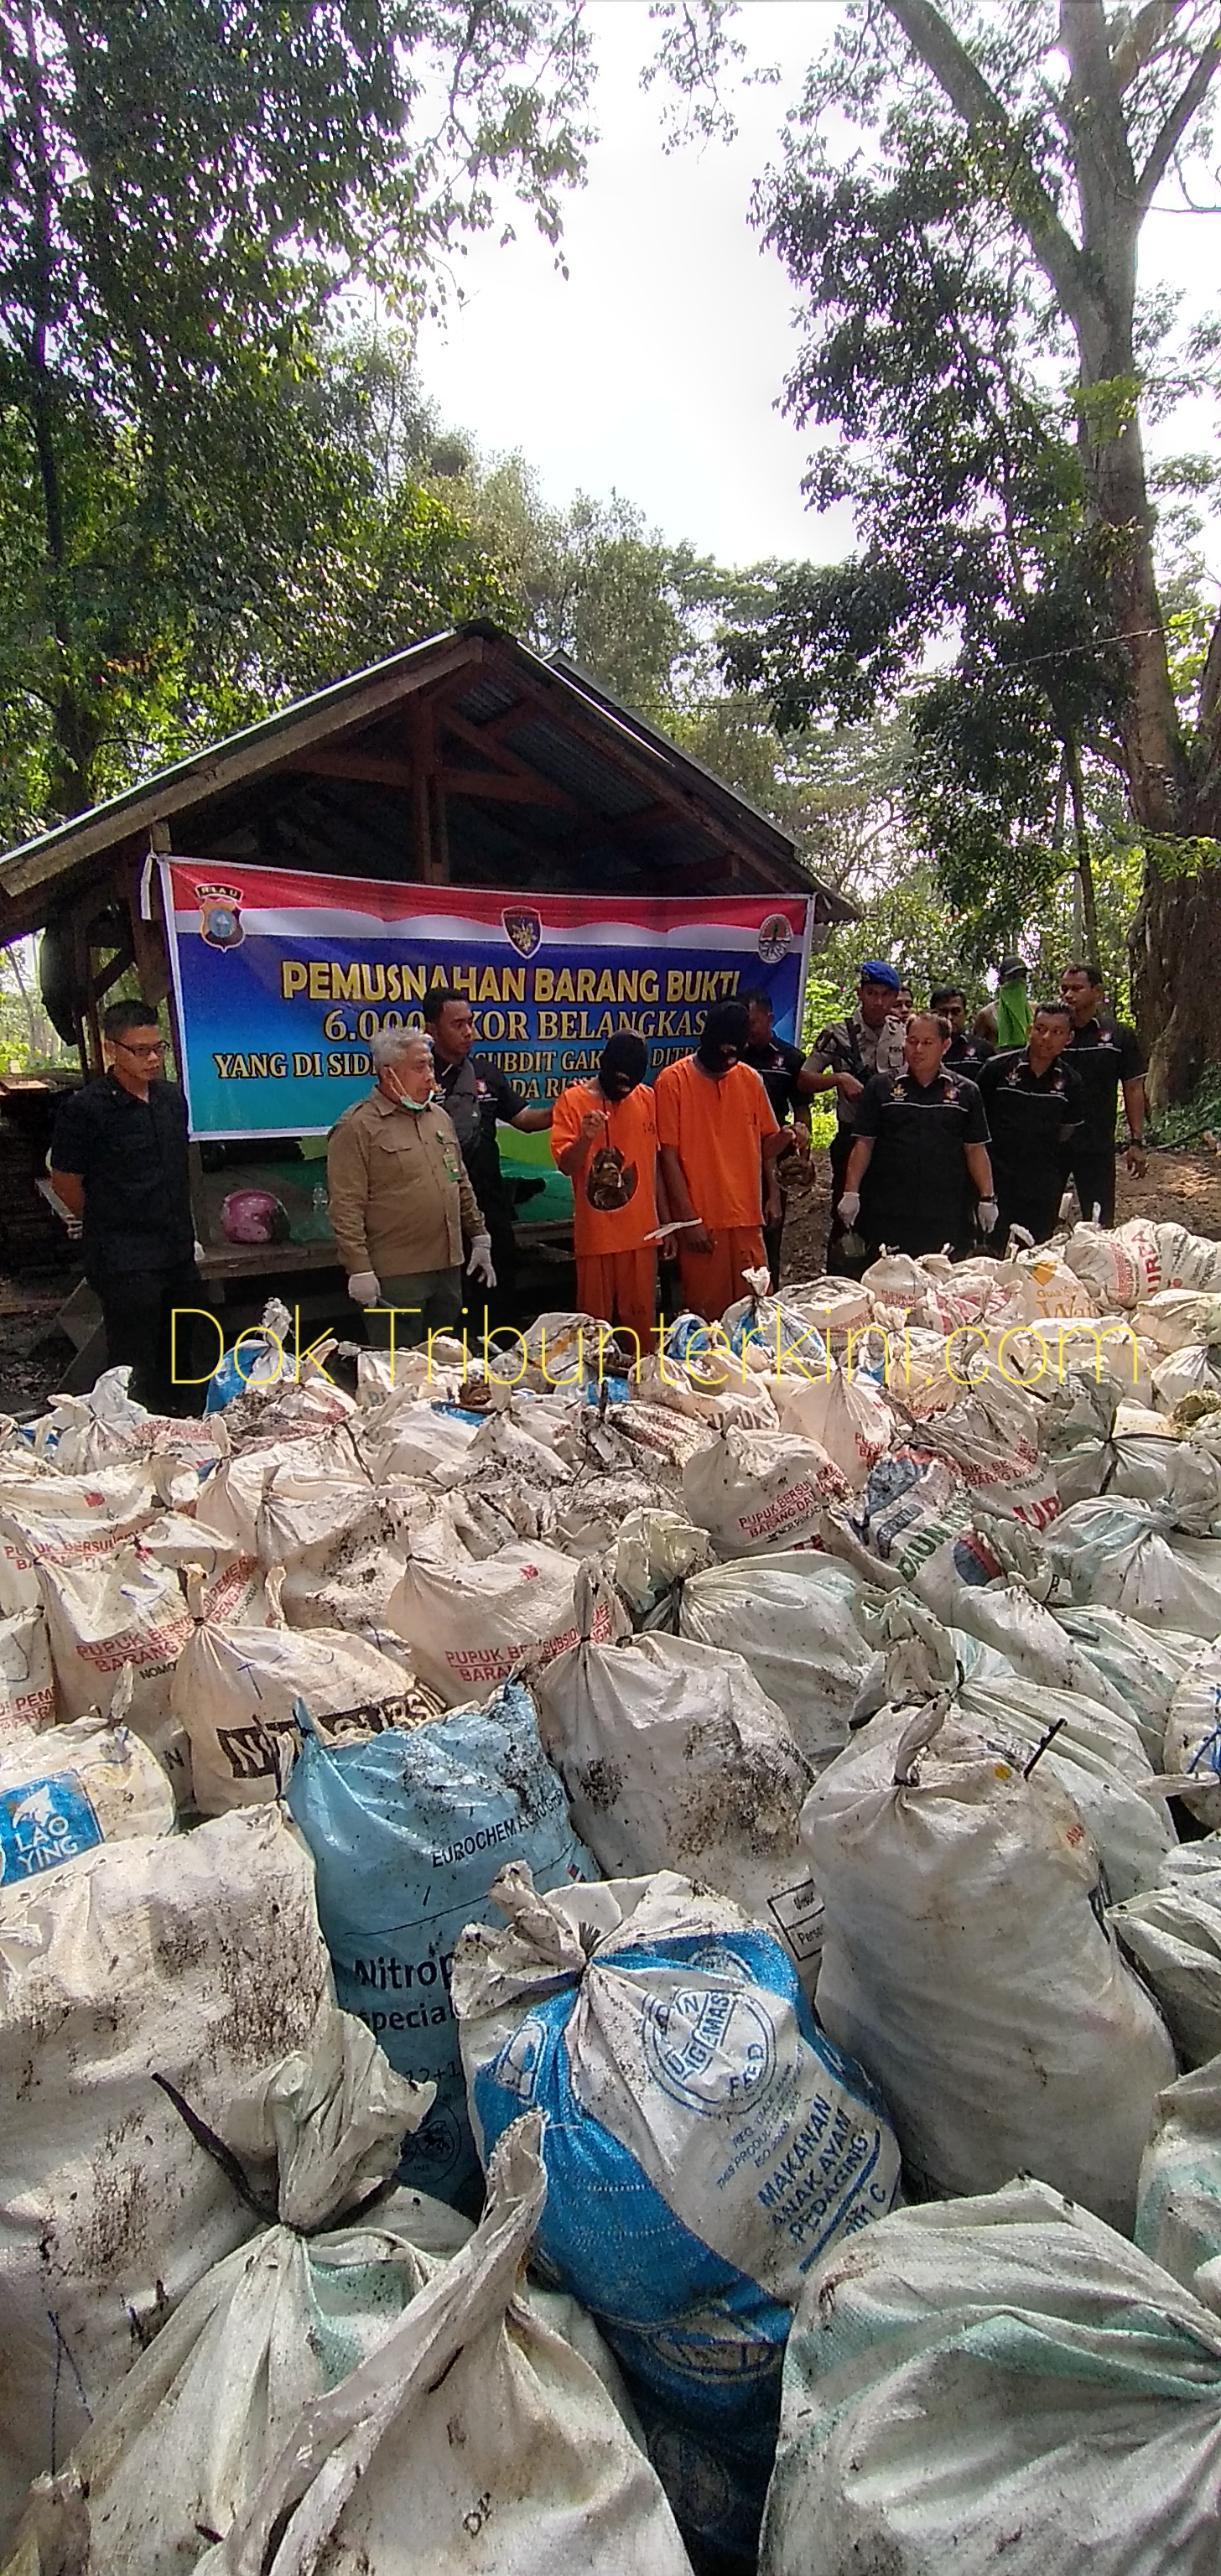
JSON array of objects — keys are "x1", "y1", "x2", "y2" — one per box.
[
  {"x1": 327, "y1": 1088, "x2": 484, "y2": 1278},
  {"x1": 808, "y1": 1008, "x2": 907, "y2": 1134}
]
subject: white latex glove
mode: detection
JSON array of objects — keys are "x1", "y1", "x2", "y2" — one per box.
[
  {"x1": 346, "y1": 1270, "x2": 381, "y2": 1306},
  {"x1": 836, "y1": 1191, "x2": 860, "y2": 1224},
  {"x1": 977, "y1": 1199, "x2": 1000, "y2": 1234},
  {"x1": 466, "y1": 1233, "x2": 496, "y2": 1290}
]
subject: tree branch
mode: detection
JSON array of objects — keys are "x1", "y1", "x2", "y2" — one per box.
[
  {"x1": 882, "y1": 0, "x2": 1097, "y2": 324},
  {"x1": 1109, "y1": 0, "x2": 1186, "y2": 92},
  {"x1": 1133, "y1": 29, "x2": 1221, "y2": 213}
]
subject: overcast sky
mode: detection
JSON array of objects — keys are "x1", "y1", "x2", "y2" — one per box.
[{"x1": 413, "y1": 0, "x2": 1219, "y2": 580}]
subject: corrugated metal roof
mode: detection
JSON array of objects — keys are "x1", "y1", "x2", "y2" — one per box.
[
  {"x1": 450, "y1": 677, "x2": 522, "y2": 725},
  {"x1": 502, "y1": 719, "x2": 653, "y2": 818},
  {"x1": 0, "y1": 622, "x2": 855, "y2": 922}
]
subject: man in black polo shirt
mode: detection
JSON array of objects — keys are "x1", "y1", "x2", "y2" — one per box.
[
  {"x1": 837, "y1": 1011, "x2": 996, "y2": 1259},
  {"x1": 977, "y1": 1003, "x2": 1084, "y2": 1248},
  {"x1": 49, "y1": 999, "x2": 201, "y2": 1413},
  {"x1": 422, "y1": 985, "x2": 552, "y2": 1322},
  {"x1": 742, "y1": 989, "x2": 818, "y2": 1288},
  {"x1": 1059, "y1": 962, "x2": 1147, "y2": 1226},
  {"x1": 930, "y1": 984, "x2": 992, "y2": 1073}
]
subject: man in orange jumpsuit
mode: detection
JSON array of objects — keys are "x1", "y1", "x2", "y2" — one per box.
[
  {"x1": 655, "y1": 1000, "x2": 786, "y2": 1323},
  {"x1": 552, "y1": 1031, "x2": 667, "y2": 1356}
]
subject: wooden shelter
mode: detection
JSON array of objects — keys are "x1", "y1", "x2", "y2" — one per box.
[
  {"x1": 0, "y1": 622, "x2": 853, "y2": 1065},
  {"x1": 0, "y1": 625, "x2": 855, "y2": 1351}
]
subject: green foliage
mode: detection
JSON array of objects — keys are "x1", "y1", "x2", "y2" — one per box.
[
  {"x1": 0, "y1": 937, "x2": 75, "y2": 1071},
  {"x1": 1156, "y1": 1069, "x2": 1221, "y2": 1150},
  {"x1": 718, "y1": 0, "x2": 1221, "y2": 1026},
  {"x1": 0, "y1": 0, "x2": 599, "y2": 823}
]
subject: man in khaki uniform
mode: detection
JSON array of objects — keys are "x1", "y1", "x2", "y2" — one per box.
[{"x1": 327, "y1": 1029, "x2": 496, "y2": 1347}]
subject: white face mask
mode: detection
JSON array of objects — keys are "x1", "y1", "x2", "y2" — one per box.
[{"x1": 383, "y1": 1067, "x2": 434, "y2": 1112}]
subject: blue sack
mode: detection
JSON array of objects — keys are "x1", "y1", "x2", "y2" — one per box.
[
  {"x1": 454, "y1": 1869, "x2": 901, "y2": 2563},
  {"x1": 205, "y1": 1333, "x2": 281, "y2": 1413},
  {"x1": 285, "y1": 1680, "x2": 599, "y2": 2214}
]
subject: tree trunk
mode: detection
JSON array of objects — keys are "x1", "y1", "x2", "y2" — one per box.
[
  {"x1": 1064, "y1": 736, "x2": 1100, "y2": 963},
  {"x1": 881, "y1": 0, "x2": 1221, "y2": 1101},
  {"x1": 1130, "y1": 865, "x2": 1221, "y2": 1114}
]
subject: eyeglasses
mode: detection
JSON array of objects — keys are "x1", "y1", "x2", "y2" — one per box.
[{"x1": 114, "y1": 1039, "x2": 166, "y2": 1059}]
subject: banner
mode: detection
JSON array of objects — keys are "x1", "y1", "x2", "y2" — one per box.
[{"x1": 161, "y1": 861, "x2": 815, "y2": 1150}]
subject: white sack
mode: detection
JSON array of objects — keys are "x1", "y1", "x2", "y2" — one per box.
[
  {"x1": 933, "y1": 1576, "x2": 1135, "y2": 1723},
  {"x1": 171, "y1": 1568, "x2": 438, "y2": 1815},
  {"x1": 770, "y1": 1366, "x2": 893, "y2": 1491},
  {"x1": 535, "y1": 1618, "x2": 821, "y2": 1992},
  {"x1": 955, "y1": 1670, "x2": 1174, "y2": 1904},
  {"x1": 1063, "y1": 1217, "x2": 1162, "y2": 1309},
  {"x1": 1047, "y1": 1497, "x2": 1221, "y2": 1633},
  {"x1": 36, "y1": 1545, "x2": 262, "y2": 1795},
  {"x1": 0, "y1": 1607, "x2": 55, "y2": 1750},
  {"x1": 1008, "y1": 1243, "x2": 1097, "y2": 1320},
  {"x1": 603, "y1": 1509, "x2": 713, "y2": 1623},
  {"x1": 200, "y1": 1432, "x2": 364, "y2": 1554},
  {"x1": 1163, "y1": 1644, "x2": 1221, "y2": 1826},
  {"x1": 803, "y1": 1697, "x2": 1175, "y2": 2228},
  {"x1": 0, "y1": 1466, "x2": 164, "y2": 1614},
  {"x1": 1053, "y1": 1603, "x2": 1200, "y2": 1760},
  {"x1": 0, "y1": 1807, "x2": 340, "y2": 2549},
  {"x1": 634, "y1": 1350, "x2": 779, "y2": 1430},
  {"x1": 387, "y1": 1530, "x2": 614, "y2": 1706},
  {"x1": 1112, "y1": 1845, "x2": 1221, "y2": 2068},
  {"x1": 681, "y1": 1422, "x2": 849, "y2": 1557},
  {"x1": 1153, "y1": 1342, "x2": 1221, "y2": 1413},
  {"x1": 1136, "y1": 2055, "x2": 1221, "y2": 2298},
  {"x1": 677, "y1": 1551, "x2": 872, "y2": 1771},
  {"x1": 1138, "y1": 1287, "x2": 1221, "y2": 1352},
  {"x1": 8, "y1": 2059, "x2": 686, "y2": 2576},
  {"x1": 761, "y1": 2178, "x2": 1221, "y2": 2576},
  {"x1": 1156, "y1": 1221, "x2": 1221, "y2": 1292},
  {"x1": 0, "y1": 1701, "x2": 173, "y2": 1882}
]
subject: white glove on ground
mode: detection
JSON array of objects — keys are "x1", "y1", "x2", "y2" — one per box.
[
  {"x1": 346, "y1": 1270, "x2": 381, "y2": 1306},
  {"x1": 977, "y1": 1200, "x2": 999, "y2": 1234},
  {"x1": 836, "y1": 1191, "x2": 860, "y2": 1224},
  {"x1": 466, "y1": 1233, "x2": 496, "y2": 1290}
]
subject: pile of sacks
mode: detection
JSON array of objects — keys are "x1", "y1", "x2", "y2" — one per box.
[{"x1": 12, "y1": 1213, "x2": 1221, "y2": 2567}]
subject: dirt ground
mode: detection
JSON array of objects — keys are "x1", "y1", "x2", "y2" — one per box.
[
  {"x1": 778, "y1": 1141, "x2": 1221, "y2": 1285},
  {"x1": 3, "y1": 1144, "x2": 1221, "y2": 1416}
]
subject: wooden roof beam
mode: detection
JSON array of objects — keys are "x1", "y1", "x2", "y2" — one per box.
[
  {"x1": 455, "y1": 664, "x2": 798, "y2": 886},
  {"x1": 439, "y1": 769, "x2": 572, "y2": 806}
]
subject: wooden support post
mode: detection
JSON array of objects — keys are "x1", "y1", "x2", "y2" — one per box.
[
  {"x1": 121, "y1": 848, "x2": 173, "y2": 1008},
  {"x1": 430, "y1": 765, "x2": 450, "y2": 885},
  {"x1": 407, "y1": 698, "x2": 448, "y2": 883},
  {"x1": 408, "y1": 699, "x2": 432, "y2": 882}
]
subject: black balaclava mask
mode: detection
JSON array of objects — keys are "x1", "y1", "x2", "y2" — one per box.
[
  {"x1": 696, "y1": 1000, "x2": 750, "y2": 1077},
  {"x1": 599, "y1": 1032, "x2": 648, "y2": 1102}
]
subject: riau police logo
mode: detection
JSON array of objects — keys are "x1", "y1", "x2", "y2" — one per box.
[
  {"x1": 195, "y1": 882, "x2": 245, "y2": 950},
  {"x1": 501, "y1": 905, "x2": 542, "y2": 960},
  {"x1": 756, "y1": 911, "x2": 793, "y2": 964}
]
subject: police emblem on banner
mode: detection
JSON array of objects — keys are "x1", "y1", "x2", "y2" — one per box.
[
  {"x1": 501, "y1": 905, "x2": 542, "y2": 959},
  {"x1": 195, "y1": 882, "x2": 246, "y2": 951},
  {"x1": 756, "y1": 911, "x2": 793, "y2": 964}
]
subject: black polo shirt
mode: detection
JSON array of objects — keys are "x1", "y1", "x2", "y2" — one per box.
[
  {"x1": 1064, "y1": 1016, "x2": 1146, "y2": 1151},
  {"x1": 50, "y1": 1074, "x2": 194, "y2": 1275},
  {"x1": 744, "y1": 1035, "x2": 807, "y2": 1124},
  {"x1": 944, "y1": 1031, "x2": 992, "y2": 1072},
  {"x1": 435, "y1": 1052, "x2": 526, "y2": 1223},
  {"x1": 977, "y1": 1049, "x2": 1083, "y2": 1191},
  {"x1": 855, "y1": 1067, "x2": 990, "y2": 1254}
]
